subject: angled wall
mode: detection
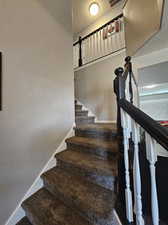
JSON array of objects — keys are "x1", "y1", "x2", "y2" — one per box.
[
  {"x1": 124, "y1": 0, "x2": 164, "y2": 56},
  {"x1": 0, "y1": 0, "x2": 74, "y2": 224}
]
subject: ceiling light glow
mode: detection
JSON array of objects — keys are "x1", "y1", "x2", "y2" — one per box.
[{"x1": 89, "y1": 2, "x2": 100, "y2": 16}]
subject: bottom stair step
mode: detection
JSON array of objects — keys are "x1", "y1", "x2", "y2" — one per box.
[
  {"x1": 16, "y1": 217, "x2": 32, "y2": 225},
  {"x1": 22, "y1": 188, "x2": 91, "y2": 225},
  {"x1": 42, "y1": 167, "x2": 116, "y2": 225}
]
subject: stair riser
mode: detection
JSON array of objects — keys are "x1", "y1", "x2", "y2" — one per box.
[
  {"x1": 75, "y1": 130, "x2": 117, "y2": 141},
  {"x1": 43, "y1": 178, "x2": 115, "y2": 225},
  {"x1": 75, "y1": 111, "x2": 88, "y2": 117},
  {"x1": 22, "y1": 208, "x2": 40, "y2": 225},
  {"x1": 75, "y1": 105, "x2": 82, "y2": 110},
  {"x1": 66, "y1": 142, "x2": 117, "y2": 160},
  {"x1": 56, "y1": 158, "x2": 116, "y2": 191},
  {"x1": 16, "y1": 217, "x2": 32, "y2": 225},
  {"x1": 75, "y1": 118, "x2": 95, "y2": 125}
]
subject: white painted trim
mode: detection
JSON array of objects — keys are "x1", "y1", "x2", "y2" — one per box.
[
  {"x1": 74, "y1": 48, "x2": 126, "y2": 72},
  {"x1": 75, "y1": 100, "x2": 116, "y2": 124},
  {"x1": 133, "y1": 47, "x2": 168, "y2": 70},
  {"x1": 113, "y1": 209, "x2": 123, "y2": 225},
  {"x1": 96, "y1": 120, "x2": 116, "y2": 124},
  {"x1": 5, "y1": 125, "x2": 75, "y2": 225}
]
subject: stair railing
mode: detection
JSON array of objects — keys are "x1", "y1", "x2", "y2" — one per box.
[
  {"x1": 114, "y1": 57, "x2": 168, "y2": 225},
  {"x1": 73, "y1": 14, "x2": 125, "y2": 69}
]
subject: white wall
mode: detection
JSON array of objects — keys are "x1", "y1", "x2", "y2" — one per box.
[
  {"x1": 75, "y1": 50, "x2": 126, "y2": 121},
  {"x1": 140, "y1": 94, "x2": 168, "y2": 120},
  {"x1": 138, "y1": 61, "x2": 168, "y2": 87},
  {"x1": 134, "y1": 0, "x2": 168, "y2": 57},
  {"x1": 0, "y1": 0, "x2": 74, "y2": 224}
]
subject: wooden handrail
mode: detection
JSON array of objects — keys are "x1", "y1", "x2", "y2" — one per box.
[
  {"x1": 114, "y1": 56, "x2": 168, "y2": 151},
  {"x1": 73, "y1": 13, "x2": 123, "y2": 46},
  {"x1": 119, "y1": 97, "x2": 168, "y2": 151}
]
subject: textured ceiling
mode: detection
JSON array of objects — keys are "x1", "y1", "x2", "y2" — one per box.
[{"x1": 72, "y1": 0, "x2": 112, "y2": 36}]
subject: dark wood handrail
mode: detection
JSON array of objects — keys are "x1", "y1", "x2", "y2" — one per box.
[
  {"x1": 119, "y1": 98, "x2": 168, "y2": 151},
  {"x1": 73, "y1": 13, "x2": 123, "y2": 46}
]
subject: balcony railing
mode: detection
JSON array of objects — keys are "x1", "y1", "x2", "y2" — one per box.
[{"x1": 73, "y1": 14, "x2": 125, "y2": 69}]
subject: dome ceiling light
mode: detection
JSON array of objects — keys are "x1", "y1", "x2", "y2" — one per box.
[{"x1": 89, "y1": 2, "x2": 100, "y2": 16}]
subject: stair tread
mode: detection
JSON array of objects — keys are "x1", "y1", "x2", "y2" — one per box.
[
  {"x1": 76, "y1": 116, "x2": 94, "y2": 119},
  {"x1": 75, "y1": 110, "x2": 88, "y2": 113},
  {"x1": 66, "y1": 136, "x2": 118, "y2": 153},
  {"x1": 56, "y1": 149, "x2": 117, "y2": 177},
  {"x1": 74, "y1": 123, "x2": 117, "y2": 133},
  {"x1": 22, "y1": 188, "x2": 91, "y2": 225},
  {"x1": 42, "y1": 167, "x2": 116, "y2": 221},
  {"x1": 16, "y1": 217, "x2": 32, "y2": 225}
]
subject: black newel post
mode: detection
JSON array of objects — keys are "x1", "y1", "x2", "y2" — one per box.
[
  {"x1": 78, "y1": 36, "x2": 83, "y2": 67},
  {"x1": 125, "y1": 56, "x2": 133, "y2": 104},
  {"x1": 114, "y1": 67, "x2": 124, "y2": 135},
  {"x1": 113, "y1": 67, "x2": 126, "y2": 217}
]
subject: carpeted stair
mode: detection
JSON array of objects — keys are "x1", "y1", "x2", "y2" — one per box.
[
  {"x1": 16, "y1": 123, "x2": 119, "y2": 225},
  {"x1": 75, "y1": 101, "x2": 95, "y2": 125}
]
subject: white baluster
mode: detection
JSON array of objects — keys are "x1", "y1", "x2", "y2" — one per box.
[
  {"x1": 125, "y1": 76, "x2": 131, "y2": 102},
  {"x1": 87, "y1": 38, "x2": 90, "y2": 63},
  {"x1": 92, "y1": 34, "x2": 95, "y2": 60},
  {"x1": 145, "y1": 133, "x2": 159, "y2": 225},
  {"x1": 100, "y1": 30, "x2": 103, "y2": 57},
  {"x1": 109, "y1": 25, "x2": 113, "y2": 54},
  {"x1": 96, "y1": 32, "x2": 99, "y2": 58},
  {"x1": 132, "y1": 121, "x2": 144, "y2": 225},
  {"x1": 88, "y1": 37, "x2": 91, "y2": 62},
  {"x1": 121, "y1": 109, "x2": 133, "y2": 222}
]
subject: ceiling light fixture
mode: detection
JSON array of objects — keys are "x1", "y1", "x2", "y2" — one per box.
[{"x1": 89, "y1": 2, "x2": 100, "y2": 16}]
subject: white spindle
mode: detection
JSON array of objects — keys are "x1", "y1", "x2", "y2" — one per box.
[
  {"x1": 88, "y1": 37, "x2": 91, "y2": 62},
  {"x1": 121, "y1": 110, "x2": 133, "y2": 222},
  {"x1": 92, "y1": 33, "x2": 95, "y2": 60},
  {"x1": 145, "y1": 133, "x2": 159, "y2": 225},
  {"x1": 125, "y1": 76, "x2": 131, "y2": 102},
  {"x1": 96, "y1": 32, "x2": 99, "y2": 58},
  {"x1": 132, "y1": 121, "x2": 144, "y2": 225}
]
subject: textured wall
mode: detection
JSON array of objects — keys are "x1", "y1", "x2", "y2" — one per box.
[
  {"x1": 0, "y1": 0, "x2": 74, "y2": 224},
  {"x1": 75, "y1": 51, "x2": 126, "y2": 121}
]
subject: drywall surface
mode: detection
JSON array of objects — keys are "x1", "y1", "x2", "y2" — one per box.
[
  {"x1": 124, "y1": 0, "x2": 164, "y2": 56},
  {"x1": 138, "y1": 61, "x2": 168, "y2": 87},
  {"x1": 75, "y1": 51, "x2": 126, "y2": 121},
  {"x1": 140, "y1": 93, "x2": 168, "y2": 121},
  {"x1": 0, "y1": 0, "x2": 74, "y2": 224},
  {"x1": 134, "y1": 0, "x2": 168, "y2": 57}
]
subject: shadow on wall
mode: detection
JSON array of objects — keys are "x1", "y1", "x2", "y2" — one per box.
[
  {"x1": 37, "y1": 0, "x2": 72, "y2": 33},
  {"x1": 74, "y1": 51, "x2": 126, "y2": 121},
  {"x1": 75, "y1": 72, "x2": 117, "y2": 121}
]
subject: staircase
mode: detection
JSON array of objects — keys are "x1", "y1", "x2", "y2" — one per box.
[
  {"x1": 16, "y1": 118, "x2": 119, "y2": 225},
  {"x1": 75, "y1": 100, "x2": 95, "y2": 125}
]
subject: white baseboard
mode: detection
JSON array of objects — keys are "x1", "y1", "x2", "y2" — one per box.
[
  {"x1": 75, "y1": 99, "x2": 97, "y2": 119},
  {"x1": 5, "y1": 125, "x2": 75, "y2": 225},
  {"x1": 75, "y1": 100, "x2": 116, "y2": 124},
  {"x1": 113, "y1": 209, "x2": 122, "y2": 225}
]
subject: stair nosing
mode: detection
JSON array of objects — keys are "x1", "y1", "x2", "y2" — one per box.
[
  {"x1": 66, "y1": 136, "x2": 118, "y2": 152},
  {"x1": 55, "y1": 149, "x2": 117, "y2": 177}
]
